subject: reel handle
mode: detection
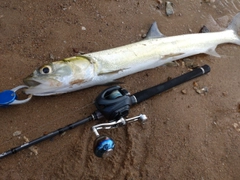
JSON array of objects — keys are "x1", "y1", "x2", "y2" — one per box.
[{"x1": 92, "y1": 114, "x2": 147, "y2": 158}]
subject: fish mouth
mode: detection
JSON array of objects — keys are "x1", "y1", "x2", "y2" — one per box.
[
  {"x1": 23, "y1": 78, "x2": 58, "y2": 96},
  {"x1": 23, "y1": 77, "x2": 66, "y2": 96},
  {"x1": 23, "y1": 79, "x2": 41, "y2": 87}
]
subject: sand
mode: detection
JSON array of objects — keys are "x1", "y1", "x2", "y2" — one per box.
[{"x1": 1, "y1": 0, "x2": 240, "y2": 179}]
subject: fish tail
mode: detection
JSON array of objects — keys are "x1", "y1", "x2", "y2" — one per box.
[{"x1": 227, "y1": 12, "x2": 240, "y2": 45}]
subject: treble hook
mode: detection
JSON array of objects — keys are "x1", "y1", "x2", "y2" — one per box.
[{"x1": 0, "y1": 85, "x2": 32, "y2": 106}]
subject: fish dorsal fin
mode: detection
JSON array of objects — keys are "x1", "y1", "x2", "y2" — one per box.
[{"x1": 145, "y1": 22, "x2": 165, "y2": 39}]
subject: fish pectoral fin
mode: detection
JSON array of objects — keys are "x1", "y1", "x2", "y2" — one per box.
[
  {"x1": 205, "y1": 47, "x2": 221, "y2": 57},
  {"x1": 98, "y1": 68, "x2": 128, "y2": 75},
  {"x1": 145, "y1": 22, "x2": 165, "y2": 40},
  {"x1": 162, "y1": 53, "x2": 184, "y2": 59}
]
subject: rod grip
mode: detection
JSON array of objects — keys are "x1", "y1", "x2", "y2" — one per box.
[{"x1": 133, "y1": 65, "x2": 210, "y2": 104}]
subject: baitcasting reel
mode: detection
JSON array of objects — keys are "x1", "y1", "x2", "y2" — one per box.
[
  {"x1": 93, "y1": 86, "x2": 141, "y2": 158},
  {"x1": 94, "y1": 86, "x2": 137, "y2": 120}
]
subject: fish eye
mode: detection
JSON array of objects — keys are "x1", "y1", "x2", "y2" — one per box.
[{"x1": 39, "y1": 65, "x2": 52, "y2": 75}]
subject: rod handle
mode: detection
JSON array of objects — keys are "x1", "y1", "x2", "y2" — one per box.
[{"x1": 133, "y1": 65, "x2": 210, "y2": 104}]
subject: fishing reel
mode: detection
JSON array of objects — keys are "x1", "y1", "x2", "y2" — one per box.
[
  {"x1": 93, "y1": 86, "x2": 143, "y2": 158},
  {"x1": 94, "y1": 86, "x2": 137, "y2": 120}
]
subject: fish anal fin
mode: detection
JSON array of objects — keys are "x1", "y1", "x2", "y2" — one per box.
[
  {"x1": 145, "y1": 22, "x2": 165, "y2": 40},
  {"x1": 205, "y1": 47, "x2": 221, "y2": 57}
]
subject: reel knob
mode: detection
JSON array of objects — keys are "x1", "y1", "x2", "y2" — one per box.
[{"x1": 93, "y1": 135, "x2": 115, "y2": 158}]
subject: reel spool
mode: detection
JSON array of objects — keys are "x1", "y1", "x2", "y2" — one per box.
[{"x1": 94, "y1": 86, "x2": 137, "y2": 121}]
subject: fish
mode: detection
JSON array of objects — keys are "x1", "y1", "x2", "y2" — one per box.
[{"x1": 24, "y1": 13, "x2": 240, "y2": 96}]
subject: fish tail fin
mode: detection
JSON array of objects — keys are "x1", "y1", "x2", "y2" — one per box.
[{"x1": 227, "y1": 13, "x2": 240, "y2": 45}]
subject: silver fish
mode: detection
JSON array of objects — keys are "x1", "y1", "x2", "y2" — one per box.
[{"x1": 24, "y1": 13, "x2": 240, "y2": 96}]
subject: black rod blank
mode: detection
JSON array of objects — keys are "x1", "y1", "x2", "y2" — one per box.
[{"x1": 0, "y1": 116, "x2": 94, "y2": 159}]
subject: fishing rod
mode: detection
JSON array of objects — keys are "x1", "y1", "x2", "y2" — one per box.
[{"x1": 0, "y1": 65, "x2": 210, "y2": 159}]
